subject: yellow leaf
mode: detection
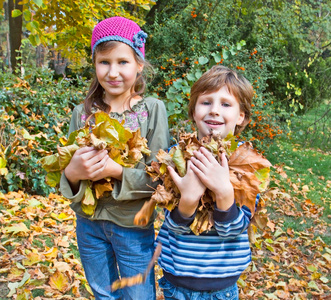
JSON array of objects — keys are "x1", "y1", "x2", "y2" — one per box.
[
  {"x1": 306, "y1": 264, "x2": 317, "y2": 272},
  {"x1": 308, "y1": 280, "x2": 320, "y2": 291},
  {"x1": 5, "y1": 223, "x2": 30, "y2": 235},
  {"x1": 46, "y1": 171, "x2": 61, "y2": 187},
  {"x1": 57, "y1": 144, "x2": 80, "y2": 169},
  {"x1": 49, "y1": 270, "x2": 70, "y2": 292},
  {"x1": 171, "y1": 147, "x2": 186, "y2": 177},
  {"x1": 82, "y1": 185, "x2": 95, "y2": 206},
  {"x1": 8, "y1": 267, "x2": 25, "y2": 280},
  {"x1": 0, "y1": 157, "x2": 7, "y2": 168},
  {"x1": 38, "y1": 153, "x2": 61, "y2": 172},
  {"x1": 237, "y1": 277, "x2": 246, "y2": 288},
  {"x1": 81, "y1": 186, "x2": 97, "y2": 215},
  {"x1": 22, "y1": 252, "x2": 41, "y2": 266},
  {"x1": 44, "y1": 247, "x2": 58, "y2": 259}
]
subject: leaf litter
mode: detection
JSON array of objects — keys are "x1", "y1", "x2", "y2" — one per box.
[{"x1": 1, "y1": 134, "x2": 330, "y2": 299}]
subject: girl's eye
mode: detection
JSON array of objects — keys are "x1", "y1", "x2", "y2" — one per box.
[
  {"x1": 202, "y1": 101, "x2": 211, "y2": 105},
  {"x1": 100, "y1": 61, "x2": 109, "y2": 65},
  {"x1": 222, "y1": 103, "x2": 230, "y2": 107},
  {"x1": 120, "y1": 60, "x2": 128, "y2": 65}
]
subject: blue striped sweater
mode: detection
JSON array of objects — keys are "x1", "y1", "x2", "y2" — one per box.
[{"x1": 156, "y1": 195, "x2": 259, "y2": 291}]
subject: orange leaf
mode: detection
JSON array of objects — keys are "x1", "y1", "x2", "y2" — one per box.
[{"x1": 134, "y1": 200, "x2": 157, "y2": 227}]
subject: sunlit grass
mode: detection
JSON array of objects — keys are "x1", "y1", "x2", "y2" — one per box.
[{"x1": 266, "y1": 101, "x2": 330, "y2": 244}]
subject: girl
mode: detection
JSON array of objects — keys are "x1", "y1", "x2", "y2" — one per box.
[{"x1": 60, "y1": 17, "x2": 169, "y2": 300}]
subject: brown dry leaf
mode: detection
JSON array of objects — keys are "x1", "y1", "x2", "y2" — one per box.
[
  {"x1": 134, "y1": 200, "x2": 157, "y2": 226},
  {"x1": 111, "y1": 273, "x2": 144, "y2": 292},
  {"x1": 189, "y1": 209, "x2": 213, "y2": 235},
  {"x1": 94, "y1": 180, "x2": 113, "y2": 199},
  {"x1": 111, "y1": 243, "x2": 162, "y2": 292},
  {"x1": 229, "y1": 142, "x2": 272, "y2": 215},
  {"x1": 230, "y1": 171, "x2": 261, "y2": 215},
  {"x1": 150, "y1": 185, "x2": 174, "y2": 207},
  {"x1": 90, "y1": 133, "x2": 107, "y2": 150}
]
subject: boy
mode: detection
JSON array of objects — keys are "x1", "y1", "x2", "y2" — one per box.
[{"x1": 157, "y1": 65, "x2": 254, "y2": 300}]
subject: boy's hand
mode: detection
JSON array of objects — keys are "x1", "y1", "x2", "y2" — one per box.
[
  {"x1": 168, "y1": 161, "x2": 206, "y2": 218},
  {"x1": 190, "y1": 147, "x2": 234, "y2": 211}
]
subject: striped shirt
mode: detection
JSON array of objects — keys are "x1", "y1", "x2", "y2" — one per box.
[{"x1": 156, "y1": 195, "x2": 259, "y2": 291}]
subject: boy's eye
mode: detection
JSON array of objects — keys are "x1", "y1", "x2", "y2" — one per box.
[
  {"x1": 119, "y1": 60, "x2": 128, "y2": 65},
  {"x1": 100, "y1": 60, "x2": 109, "y2": 65}
]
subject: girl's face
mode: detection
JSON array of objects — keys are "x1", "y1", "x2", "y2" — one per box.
[
  {"x1": 95, "y1": 43, "x2": 143, "y2": 106},
  {"x1": 193, "y1": 85, "x2": 245, "y2": 139}
]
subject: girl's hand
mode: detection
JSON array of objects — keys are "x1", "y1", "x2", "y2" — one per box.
[
  {"x1": 168, "y1": 161, "x2": 206, "y2": 218},
  {"x1": 92, "y1": 156, "x2": 123, "y2": 182},
  {"x1": 190, "y1": 147, "x2": 234, "y2": 211},
  {"x1": 64, "y1": 146, "x2": 110, "y2": 191}
]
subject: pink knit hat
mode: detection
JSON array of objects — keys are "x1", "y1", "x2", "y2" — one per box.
[{"x1": 91, "y1": 16, "x2": 147, "y2": 59}]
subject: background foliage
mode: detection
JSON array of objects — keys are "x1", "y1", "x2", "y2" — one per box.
[{"x1": 0, "y1": 0, "x2": 330, "y2": 195}]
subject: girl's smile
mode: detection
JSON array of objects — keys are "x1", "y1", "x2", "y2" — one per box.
[{"x1": 107, "y1": 80, "x2": 122, "y2": 86}]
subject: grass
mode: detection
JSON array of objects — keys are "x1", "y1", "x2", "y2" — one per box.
[
  {"x1": 236, "y1": 101, "x2": 331, "y2": 298},
  {"x1": 266, "y1": 100, "x2": 330, "y2": 237}
]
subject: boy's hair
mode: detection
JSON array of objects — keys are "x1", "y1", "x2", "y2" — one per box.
[{"x1": 189, "y1": 65, "x2": 253, "y2": 135}]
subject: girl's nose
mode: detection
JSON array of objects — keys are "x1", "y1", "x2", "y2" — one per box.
[{"x1": 108, "y1": 66, "x2": 119, "y2": 78}]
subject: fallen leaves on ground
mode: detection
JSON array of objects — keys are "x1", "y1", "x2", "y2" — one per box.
[
  {"x1": 0, "y1": 166, "x2": 330, "y2": 299},
  {"x1": 237, "y1": 164, "x2": 331, "y2": 299},
  {"x1": 0, "y1": 191, "x2": 92, "y2": 299}
]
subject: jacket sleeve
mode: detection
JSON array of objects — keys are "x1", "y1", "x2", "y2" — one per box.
[
  {"x1": 59, "y1": 105, "x2": 88, "y2": 203},
  {"x1": 111, "y1": 99, "x2": 170, "y2": 201}
]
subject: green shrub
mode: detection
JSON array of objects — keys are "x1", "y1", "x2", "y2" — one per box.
[{"x1": 0, "y1": 66, "x2": 88, "y2": 195}]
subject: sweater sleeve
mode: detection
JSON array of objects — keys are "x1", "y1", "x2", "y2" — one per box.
[
  {"x1": 213, "y1": 194, "x2": 260, "y2": 239},
  {"x1": 111, "y1": 99, "x2": 170, "y2": 201},
  {"x1": 165, "y1": 195, "x2": 260, "y2": 237},
  {"x1": 163, "y1": 208, "x2": 195, "y2": 235}
]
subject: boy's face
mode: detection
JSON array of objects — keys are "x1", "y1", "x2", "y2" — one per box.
[{"x1": 193, "y1": 85, "x2": 245, "y2": 140}]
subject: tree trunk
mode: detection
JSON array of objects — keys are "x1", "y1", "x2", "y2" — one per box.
[{"x1": 8, "y1": 0, "x2": 23, "y2": 73}]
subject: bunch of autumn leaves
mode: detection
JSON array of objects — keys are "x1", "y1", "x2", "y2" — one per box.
[
  {"x1": 134, "y1": 132, "x2": 272, "y2": 235},
  {"x1": 39, "y1": 111, "x2": 150, "y2": 216},
  {"x1": 40, "y1": 112, "x2": 271, "y2": 235}
]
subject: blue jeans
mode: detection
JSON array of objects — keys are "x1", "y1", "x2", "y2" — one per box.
[
  {"x1": 76, "y1": 215, "x2": 156, "y2": 300},
  {"x1": 159, "y1": 276, "x2": 239, "y2": 300}
]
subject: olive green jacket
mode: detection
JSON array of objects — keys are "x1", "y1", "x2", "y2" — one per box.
[{"x1": 60, "y1": 97, "x2": 169, "y2": 228}]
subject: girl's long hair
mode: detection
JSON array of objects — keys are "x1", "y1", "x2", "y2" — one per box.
[{"x1": 84, "y1": 41, "x2": 153, "y2": 116}]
